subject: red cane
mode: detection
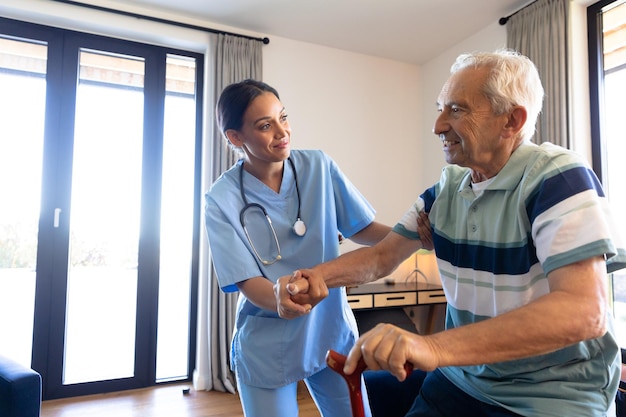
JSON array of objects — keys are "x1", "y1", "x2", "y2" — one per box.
[{"x1": 325, "y1": 349, "x2": 413, "y2": 417}]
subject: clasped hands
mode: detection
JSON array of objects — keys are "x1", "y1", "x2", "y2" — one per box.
[{"x1": 273, "y1": 269, "x2": 326, "y2": 319}]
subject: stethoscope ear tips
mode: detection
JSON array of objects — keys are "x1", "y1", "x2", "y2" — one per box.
[{"x1": 293, "y1": 219, "x2": 306, "y2": 237}]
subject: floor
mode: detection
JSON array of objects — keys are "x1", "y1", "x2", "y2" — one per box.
[{"x1": 40, "y1": 382, "x2": 321, "y2": 417}]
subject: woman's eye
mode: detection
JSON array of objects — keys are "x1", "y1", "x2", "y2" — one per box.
[{"x1": 281, "y1": 114, "x2": 288, "y2": 122}]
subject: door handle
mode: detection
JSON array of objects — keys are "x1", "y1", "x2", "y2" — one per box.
[{"x1": 54, "y1": 208, "x2": 61, "y2": 228}]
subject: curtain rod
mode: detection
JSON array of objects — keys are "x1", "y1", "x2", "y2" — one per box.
[
  {"x1": 499, "y1": 0, "x2": 539, "y2": 25},
  {"x1": 51, "y1": 0, "x2": 270, "y2": 44}
]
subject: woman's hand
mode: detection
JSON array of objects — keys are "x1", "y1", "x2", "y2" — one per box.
[{"x1": 274, "y1": 269, "x2": 329, "y2": 319}]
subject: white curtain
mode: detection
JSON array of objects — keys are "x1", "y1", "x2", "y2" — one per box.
[
  {"x1": 506, "y1": 0, "x2": 569, "y2": 147},
  {"x1": 194, "y1": 33, "x2": 263, "y2": 393}
]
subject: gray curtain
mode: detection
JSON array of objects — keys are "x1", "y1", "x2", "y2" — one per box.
[
  {"x1": 507, "y1": 0, "x2": 569, "y2": 147},
  {"x1": 194, "y1": 33, "x2": 262, "y2": 394}
]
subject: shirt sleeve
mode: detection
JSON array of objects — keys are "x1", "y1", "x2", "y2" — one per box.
[
  {"x1": 326, "y1": 154, "x2": 376, "y2": 238},
  {"x1": 392, "y1": 197, "x2": 425, "y2": 239},
  {"x1": 204, "y1": 193, "x2": 263, "y2": 293},
  {"x1": 530, "y1": 159, "x2": 626, "y2": 275}
]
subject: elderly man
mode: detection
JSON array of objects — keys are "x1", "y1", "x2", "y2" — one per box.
[{"x1": 277, "y1": 49, "x2": 626, "y2": 416}]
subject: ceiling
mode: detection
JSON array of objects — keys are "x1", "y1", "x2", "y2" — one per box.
[{"x1": 93, "y1": 0, "x2": 533, "y2": 65}]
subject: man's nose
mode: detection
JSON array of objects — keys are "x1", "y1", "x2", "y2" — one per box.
[{"x1": 433, "y1": 112, "x2": 449, "y2": 136}]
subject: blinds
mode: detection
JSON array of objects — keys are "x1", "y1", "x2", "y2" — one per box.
[{"x1": 604, "y1": 1, "x2": 626, "y2": 72}]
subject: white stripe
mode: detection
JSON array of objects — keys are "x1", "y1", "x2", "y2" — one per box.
[
  {"x1": 439, "y1": 260, "x2": 548, "y2": 317},
  {"x1": 397, "y1": 198, "x2": 425, "y2": 233},
  {"x1": 533, "y1": 191, "x2": 612, "y2": 263}
]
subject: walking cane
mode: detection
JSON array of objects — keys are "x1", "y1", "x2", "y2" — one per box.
[{"x1": 325, "y1": 349, "x2": 413, "y2": 417}]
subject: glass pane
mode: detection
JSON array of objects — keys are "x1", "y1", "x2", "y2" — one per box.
[
  {"x1": 603, "y1": 3, "x2": 626, "y2": 347},
  {"x1": 63, "y1": 50, "x2": 144, "y2": 384},
  {"x1": 156, "y1": 55, "x2": 196, "y2": 381},
  {"x1": 606, "y1": 68, "x2": 626, "y2": 346},
  {"x1": 0, "y1": 36, "x2": 47, "y2": 367}
]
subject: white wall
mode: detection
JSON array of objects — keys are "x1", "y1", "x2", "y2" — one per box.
[{"x1": 263, "y1": 36, "x2": 421, "y2": 226}]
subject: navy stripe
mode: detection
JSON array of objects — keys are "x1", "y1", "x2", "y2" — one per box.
[
  {"x1": 421, "y1": 186, "x2": 437, "y2": 212},
  {"x1": 527, "y1": 166, "x2": 604, "y2": 224},
  {"x1": 432, "y1": 232, "x2": 539, "y2": 275}
]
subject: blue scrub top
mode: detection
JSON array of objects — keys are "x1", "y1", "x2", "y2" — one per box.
[{"x1": 205, "y1": 149, "x2": 376, "y2": 388}]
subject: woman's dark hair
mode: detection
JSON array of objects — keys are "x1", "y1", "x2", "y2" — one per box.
[{"x1": 216, "y1": 79, "x2": 280, "y2": 135}]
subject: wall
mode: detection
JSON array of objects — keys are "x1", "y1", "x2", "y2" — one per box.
[{"x1": 263, "y1": 36, "x2": 421, "y2": 227}]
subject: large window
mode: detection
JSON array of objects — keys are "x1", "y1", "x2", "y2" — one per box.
[
  {"x1": 588, "y1": 0, "x2": 626, "y2": 345},
  {"x1": 0, "y1": 17, "x2": 203, "y2": 399}
]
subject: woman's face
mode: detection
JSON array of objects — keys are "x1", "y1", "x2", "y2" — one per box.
[{"x1": 227, "y1": 92, "x2": 291, "y2": 165}]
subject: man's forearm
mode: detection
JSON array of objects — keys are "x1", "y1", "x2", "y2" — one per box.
[
  {"x1": 315, "y1": 233, "x2": 420, "y2": 288},
  {"x1": 313, "y1": 246, "x2": 390, "y2": 288}
]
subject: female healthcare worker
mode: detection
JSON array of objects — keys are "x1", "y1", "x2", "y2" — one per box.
[{"x1": 204, "y1": 79, "x2": 390, "y2": 417}]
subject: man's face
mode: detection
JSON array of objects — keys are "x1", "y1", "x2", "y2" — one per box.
[{"x1": 433, "y1": 66, "x2": 512, "y2": 179}]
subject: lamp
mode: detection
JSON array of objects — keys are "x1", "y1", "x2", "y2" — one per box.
[{"x1": 403, "y1": 249, "x2": 439, "y2": 285}]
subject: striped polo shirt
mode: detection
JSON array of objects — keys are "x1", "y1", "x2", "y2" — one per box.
[{"x1": 393, "y1": 141, "x2": 626, "y2": 416}]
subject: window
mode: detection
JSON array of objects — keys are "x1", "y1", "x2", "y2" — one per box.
[
  {"x1": 588, "y1": 0, "x2": 626, "y2": 345},
  {"x1": 0, "y1": 17, "x2": 203, "y2": 399}
]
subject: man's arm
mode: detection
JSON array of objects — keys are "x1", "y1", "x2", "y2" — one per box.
[
  {"x1": 275, "y1": 232, "x2": 422, "y2": 317},
  {"x1": 344, "y1": 256, "x2": 610, "y2": 380},
  {"x1": 310, "y1": 231, "x2": 421, "y2": 288}
]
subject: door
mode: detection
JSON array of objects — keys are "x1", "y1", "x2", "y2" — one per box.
[
  {"x1": 588, "y1": 0, "x2": 626, "y2": 345},
  {"x1": 0, "y1": 17, "x2": 202, "y2": 399}
]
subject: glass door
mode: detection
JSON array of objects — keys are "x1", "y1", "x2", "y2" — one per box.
[
  {"x1": 62, "y1": 49, "x2": 146, "y2": 385},
  {"x1": 0, "y1": 36, "x2": 47, "y2": 368},
  {"x1": 588, "y1": 0, "x2": 626, "y2": 346},
  {"x1": 0, "y1": 17, "x2": 202, "y2": 400}
]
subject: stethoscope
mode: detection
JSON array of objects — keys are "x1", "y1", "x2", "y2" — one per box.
[{"x1": 239, "y1": 157, "x2": 306, "y2": 265}]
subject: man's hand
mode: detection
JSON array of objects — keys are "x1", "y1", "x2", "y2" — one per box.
[
  {"x1": 417, "y1": 211, "x2": 434, "y2": 251},
  {"x1": 288, "y1": 269, "x2": 329, "y2": 307},
  {"x1": 343, "y1": 323, "x2": 439, "y2": 381},
  {"x1": 273, "y1": 269, "x2": 330, "y2": 319}
]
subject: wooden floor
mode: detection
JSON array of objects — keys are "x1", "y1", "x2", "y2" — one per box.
[{"x1": 41, "y1": 382, "x2": 321, "y2": 417}]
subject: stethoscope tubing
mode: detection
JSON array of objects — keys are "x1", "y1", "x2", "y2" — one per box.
[{"x1": 238, "y1": 157, "x2": 304, "y2": 265}]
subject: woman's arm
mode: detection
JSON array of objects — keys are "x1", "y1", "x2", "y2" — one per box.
[
  {"x1": 237, "y1": 276, "x2": 311, "y2": 315},
  {"x1": 349, "y1": 221, "x2": 391, "y2": 246}
]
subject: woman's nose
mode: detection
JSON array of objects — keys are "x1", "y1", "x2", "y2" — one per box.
[{"x1": 275, "y1": 122, "x2": 289, "y2": 138}]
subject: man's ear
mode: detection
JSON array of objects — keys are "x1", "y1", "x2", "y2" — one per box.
[
  {"x1": 502, "y1": 106, "x2": 527, "y2": 138},
  {"x1": 225, "y1": 129, "x2": 243, "y2": 147}
]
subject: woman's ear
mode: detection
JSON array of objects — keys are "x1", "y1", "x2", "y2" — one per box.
[
  {"x1": 225, "y1": 129, "x2": 243, "y2": 147},
  {"x1": 502, "y1": 106, "x2": 527, "y2": 138}
]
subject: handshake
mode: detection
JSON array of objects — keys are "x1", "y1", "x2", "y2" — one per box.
[{"x1": 273, "y1": 269, "x2": 327, "y2": 319}]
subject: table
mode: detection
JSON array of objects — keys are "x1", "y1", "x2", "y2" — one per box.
[{"x1": 347, "y1": 281, "x2": 446, "y2": 334}]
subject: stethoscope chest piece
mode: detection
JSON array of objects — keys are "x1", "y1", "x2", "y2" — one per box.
[{"x1": 293, "y1": 218, "x2": 306, "y2": 236}]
